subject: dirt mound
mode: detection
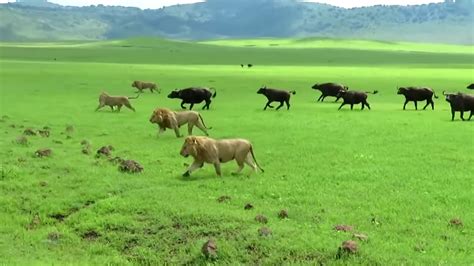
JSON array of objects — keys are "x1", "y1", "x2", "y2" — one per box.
[
  {"x1": 201, "y1": 239, "x2": 218, "y2": 259},
  {"x1": 255, "y1": 214, "x2": 268, "y2": 224},
  {"x1": 35, "y1": 148, "x2": 52, "y2": 157},
  {"x1": 118, "y1": 160, "x2": 143, "y2": 173}
]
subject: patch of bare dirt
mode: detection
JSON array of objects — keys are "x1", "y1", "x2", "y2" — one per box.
[
  {"x1": 334, "y1": 225, "x2": 354, "y2": 232},
  {"x1": 96, "y1": 145, "x2": 114, "y2": 157},
  {"x1": 255, "y1": 214, "x2": 268, "y2": 224},
  {"x1": 449, "y1": 218, "x2": 463, "y2": 227},
  {"x1": 38, "y1": 129, "x2": 50, "y2": 137},
  {"x1": 82, "y1": 230, "x2": 100, "y2": 241}
]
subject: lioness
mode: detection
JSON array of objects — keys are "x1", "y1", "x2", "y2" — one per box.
[
  {"x1": 180, "y1": 136, "x2": 264, "y2": 177},
  {"x1": 149, "y1": 108, "x2": 211, "y2": 137},
  {"x1": 96, "y1": 92, "x2": 139, "y2": 112},
  {"x1": 132, "y1": 81, "x2": 159, "y2": 93}
]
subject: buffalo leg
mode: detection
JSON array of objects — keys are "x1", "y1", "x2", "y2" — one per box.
[
  {"x1": 285, "y1": 100, "x2": 290, "y2": 110},
  {"x1": 317, "y1": 94, "x2": 324, "y2": 102},
  {"x1": 180, "y1": 101, "x2": 187, "y2": 109},
  {"x1": 117, "y1": 105, "x2": 122, "y2": 112},
  {"x1": 264, "y1": 101, "x2": 272, "y2": 110},
  {"x1": 361, "y1": 103, "x2": 365, "y2": 110},
  {"x1": 414, "y1": 101, "x2": 418, "y2": 110},
  {"x1": 321, "y1": 95, "x2": 326, "y2": 102},
  {"x1": 422, "y1": 100, "x2": 430, "y2": 110},
  {"x1": 189, "y1": 103, "x2": 195, "y2": 110},
  {"x1": 335, "y1": 96, "x2": 341, "y2": 102},
  {"x1": 430, "y1": 100, "x2": 435, "y2": 110},
  {"x1": 460, "y1": 111, "x2": 465, "y2": 121},
  {"x1": 350, "y1": 104, "x2": 354, "y2": 110},
  {"x1": 468, "y1": 111, "x2": 473, "y2": 121},
  {"x1": 276, "y1": 101, "x2": 284, "y2": 110},
  {"x1": 403, "y1": 100, "x2": 409, "y2": 110},
  {"x1": 365, "y1": 102, "x2": 371, "y2": 110},
  {"x1": 232, "y1": 161, "x2": 245, "y2": 175},
  {"x1": 451, "y1": 110, "x2": 455, "y2": 121},
  {"x1": 338, "y1": 103, "x2": 346, "y2": 110},
  {"x1": 202, "y1": 100, "x2": 211, "y2": 110}
]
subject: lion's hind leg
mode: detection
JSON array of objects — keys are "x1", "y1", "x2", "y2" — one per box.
[
  {"x1": 244, "y1": 153, "x2": 258, "y2": 174},
  {"x1": 195, "y1": 120, "x2": 209, "y2": 136},
  {"x1": 124, "y1": 102, "x2": 135, "y2": 112}
]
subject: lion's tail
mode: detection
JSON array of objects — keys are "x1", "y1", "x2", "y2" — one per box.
[
  {"x1": 198, "y1": 113, "x2": 212, "y2": 130},
  {"x1": 128, "y1": 93, "x2": 140, "y2": 100},
  {"x1": 250, "y1": 145, "x2": 264, "y2": 173}
]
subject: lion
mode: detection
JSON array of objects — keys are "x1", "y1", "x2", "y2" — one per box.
[
  {"x1": 132, "y1": 81, "x2": 159, "y2": 93},
  {"x1": 149, "y1": 108, "x2": 211, "y2": 137},
  {"x1": 95, "y1": 92, "x2": 139, "y2": 112},
  {"x1": 179, "y1": 136, "x2": 264, "y2": 177}
]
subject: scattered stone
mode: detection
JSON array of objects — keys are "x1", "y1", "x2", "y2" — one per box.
[
  {"x1": 278, "y1": 209, "x2": 289, "y2": 219},
  {"x1": 35, "y1": 148, "x2": 52, "y2": 158},
  {"x1": 23, "y1": 128, "x2": 37, "y2": 136},
  {"x1": 96, "y1": 145, "x2": 114, "y2": 157},
  {"x1": 53, "y1": 140, "x2": 63, "y2": 144},
  {"x1": 15, "y1": 136, "x2": 28, "y2": 145},
  {"x1": 38, "y1": 129, "x2": 50, "y2": 138},
  {"x1": 334, "y1": 225, "x2": 354, "y2": 232},
  {"x1": 47, "y1": 232, "x2": 61, "y2": 242},
  {"x1": 255, "y1": 214, "x2": 268, "y2": 224},
  {"x1": 82, "y1": 145, "x2": 92, "y2": 155},
  {"x1": 82, "y1": 230, "x2": 100, "y2": 241},
  {"x1": 108, "y1": 156, "x2": 124, "y2": 165},
  {"x1": 353, "y1": 233, "x2": 368, "y2": 241},
  {"x1": 258, "y1": 227, "x2": 272, "y2": 237},
  {"x1": 217, "y1": 195, "x2": 231, "y2": 203},
  {"x1": 337, "y1": 240, "x2": 358, "y2": 257},
  {"x1": 39, "y1": 181, "x2": 48, "y2": 187},
  {"x1": 201, "y1": 239, "x2": 218, "y2": 259},
  {"x1": 118, "y1": 160, "x2": 143, "y2": 173},
  {"x1": 26, "y1": 214, "x2": 41, "y2": 230},
  {"x1": 65, "y1": 125, "x2": 74, "y2": 135},
  {"x1": 449, "y1": 218, "x2": 463, "y2": 227},
  {"x1": 244, "y1": 203, "x2": 254, "y2": 210}
]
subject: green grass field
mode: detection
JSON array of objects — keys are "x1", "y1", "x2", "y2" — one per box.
[{"x1": 0, "y1": 38, "x2": 473, "y2": 265}]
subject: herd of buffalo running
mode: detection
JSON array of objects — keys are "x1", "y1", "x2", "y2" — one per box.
[{"x1": 95, "y1": 80, "x2": 474, "y2": 177}]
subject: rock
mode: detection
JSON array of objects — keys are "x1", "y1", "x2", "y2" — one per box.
[
  {"x1": 449, "y1": 218, "x2": 463, "y2": 227},
  {"x1": 217, "y1": 195, "x2": 231, "y2": 203},
  {"x1": 23, "y1": 128, "x2": 37, "y2": 136},
  {"x1": 201, "y1": 239, "x2": 218, "y2": 259},
  {"x1": 35, "y1": 148, "x2": 52, "y2": 157},
  {"x1": 334, "y1": 225, "x2": 353, "y2": 232},
  {"x1": 38, "y1": 129, "x2": 50, "y2": 137},
  {"x1": 278, "y1": 209, "x2": 289, "y2": 219},
  {"x1": 255, "y1": 214, "x2": 268, "y2": 224},
  {"x1": 353, "y1": 233, "x2": 368, "y2": 241},
  {"x1": 244, "y1": 203, "x2": 254, "y2": 210},
  {"x1": 118, "y1": 160, "x2": 143, "y2": 173},
  {"x1": 108, "y1": 156, "x2": 125, "y2": 165},
  {"x1": 338, "y1": 240, "x2": 358, "y2": 256},
  {"x1": 258, "y1": 227, "x2": 272, "y2": 237},
  {"x1": 96, "y1": 145, "x2": 114, "y2": 157}
]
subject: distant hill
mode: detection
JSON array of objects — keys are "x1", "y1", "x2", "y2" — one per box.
[{"x1": 0, "y1": 0, "x2": 473, "y2": 44}]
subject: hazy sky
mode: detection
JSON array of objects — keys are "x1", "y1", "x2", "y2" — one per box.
[{"x1": 0, "y1": 0, "x2": 444, "y2": 9}]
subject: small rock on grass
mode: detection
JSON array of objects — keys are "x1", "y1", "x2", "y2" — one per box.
[
  {"x1": 449, "y1": 218, "x2": 463, "y2": 227},
  {"x1": 23, "y1": 128, "x2": 37, "y2": 136},
  {"x1": 334, "y1": 225, "x2": 353, "y2": 232},
  {"x1": 255, "y1": 214, "x2": 268, "y2": 224},
  {"x1": 96, "y1": 145, "x2": 114, "y2": 157},
  {"x1": 337, "y1": 240, "x2": 358, "y2": 257},
  {"x1": 258, "y1": 227, "x2": 272, "y2": 237},
  {"x1": 201, "y1": 239, "x2": 218, "y2": 259},
  {"x1": 35, "y1": 148, "x2": 52, "y2": 157},
  {"x1": 118, "y1": 160, "x2": 143, "y2": 173},
  {"x1": 217, "y1": 195, "x2": 231, "y2": 203},
  {"x1": 244, "y1": 203, "x2": 254, "y2": 210},
  {"x1": 352, "y1": 233, "x2": 368, "y2": 241},
  {"x1": 278, "y1": 209, "x2": 289, "y2": 219}
]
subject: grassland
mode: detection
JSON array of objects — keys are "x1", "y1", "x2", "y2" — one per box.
[{"x1": 0, "y1": 38, "x2": 473, "y2": 265}]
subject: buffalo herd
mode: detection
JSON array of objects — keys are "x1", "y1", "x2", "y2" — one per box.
[{"x1": 99, "y1": 81, "x2": 473, "y2": 121}]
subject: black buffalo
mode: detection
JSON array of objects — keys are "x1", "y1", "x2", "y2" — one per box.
[
  {"x1": 467, "y1": 84, "x2": 474, "y2": 90},
  {"x1": 337, "y1": 90, "x2": 378, "y2": 110},
  {"x1": 312, "y1": 83, "x2": 348, "y2": 102},
  {"x1": 397, "y1": 87, "x2": 438, "y2": 110},
  {"x1": 443, "y1": 92, "x2": 474, "y2": 121},
  {"x1": 167, "y1": 87, "x2": 216, "y2": 110},
  {"x1": 257, "y1": 86, "x2": 296, "y2": 110}
]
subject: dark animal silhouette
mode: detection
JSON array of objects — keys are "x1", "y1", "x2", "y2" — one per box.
[
  {"x1": 312, "y1": 83, "x2": 348, "y2": 102},
  {"x1": 467, "y1": 84, "x2": 474, "y2": 90},
  {"x1": 167, "y1": 87, "x2": 216, "y2": 110},
  {"x1": 397, "y1": 87, "x2": 438, "y2": 110},
  {"x1": 248, "y1": 64, "x2": 253, "y2": 68},
  {"x1": 240, "y1": 64, "x2": 244, "y2": 68},
  {"x1": 337, "y1": 90, "x2": 378, "y2": 110},
  {"x1": 443, "y1": 92, "x2": 474, "y2": 121},
  {"x1": 257, "y1": 86, "x2": 296, "y2": 110}
]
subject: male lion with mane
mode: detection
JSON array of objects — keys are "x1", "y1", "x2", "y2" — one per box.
[
  {"x1": 95, "y1": 92, "x2": 139, "y2": 112},
  {"x1": 149, "y1": 108, "x2": 211, "y2": 137},
  {"x1": 180, "y1": 136, "x2": 264, "y2": 177}
]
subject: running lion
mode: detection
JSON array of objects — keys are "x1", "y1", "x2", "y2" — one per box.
[
  {"x1": 149, "y1": 108, "x2": 211, "y2": 137},
  {"x1": 95, "y1": 92, "x2": 139, "y2": 112},
  {"x1": 179, "y1": 136, "x2": 264, "y2": 177}
]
